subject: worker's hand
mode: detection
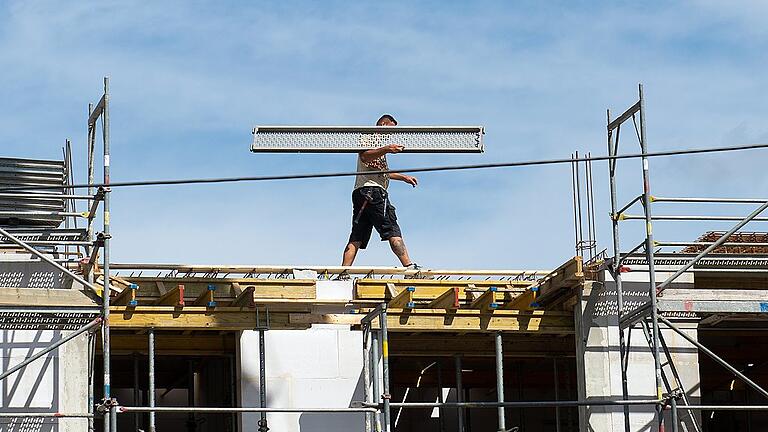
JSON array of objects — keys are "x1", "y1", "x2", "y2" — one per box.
[
  {"x1": 402, "y1": 175, "x2": 418, "y2": 187},
  {"x1": 386, "y1": 144, "x2": 405, "y2": 154}
]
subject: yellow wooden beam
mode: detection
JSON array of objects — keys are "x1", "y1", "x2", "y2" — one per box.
[
  {"x1": 154, "y1": 284, "x2": 185, "y2": 307},
  {"x1": 469, "y1": 287, "x2": 501, "y2": 311},
  {"x1": 501, "y1": 287, "x2": 538, "y2": 310},
  {"x1": 192, "y1": 284, "x2": 217, "y2": 307},
  {"x1": 428, "y1": 287, "x2": 460, "y2": 309},
  {"x1": 109, "y1": 306, "x2": 309, "y2": 330},
  {"x1": 355, "y1": 279, "x2": 531, "y2": 302},
  {"x1": 360, "y1": 309, "x2": 572, "y2": 334},
  {"x1": 111, "y1": 283, "x2": 138, "y2": 307},
  {"x1": 388, "y1": 286, "x2": 415, "y2": 309}
]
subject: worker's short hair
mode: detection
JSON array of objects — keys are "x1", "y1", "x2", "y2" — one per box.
[{"x1": 376, "y1": 114, "x2": 397, "y2": 126}]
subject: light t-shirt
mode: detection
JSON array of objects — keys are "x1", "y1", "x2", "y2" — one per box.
[
  {"x1": 354, "y1": 133, "x2": 390, "y2": 190},
  {"x1": 354, "y1": 154, "x2": 389, "y2": 190}
]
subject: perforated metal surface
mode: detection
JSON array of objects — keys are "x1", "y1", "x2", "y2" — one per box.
[
  {"x1": 251, "y1": 126, "x2": 484, "y2": 153},
  {"x1": 0, "y1": 307, "x2": 99, "y2": 330},
  {"x1": 0, "y1": 228, "x2": 88, "y2": 249},
  {"x1": 0, "y1": 260, "x2": 71, "y2": 289},
  {"x1": 0, "y1": 157, "x2": 66, "y2": 228}
]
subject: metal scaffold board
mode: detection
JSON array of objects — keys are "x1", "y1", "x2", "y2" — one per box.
[
  {"x1": 251, "y1": 125, "x2": 484, "y2": 153},
  {"x1": 0, "y1": 307, "x2": 100, "y2": 330},
  {"x1": 0, "y1": 157, "x2": 67, "y2": 227}
]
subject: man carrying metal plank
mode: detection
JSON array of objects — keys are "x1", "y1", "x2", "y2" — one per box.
[{"x1": 341, "y1": 114, "x2": 420, "y2": 271}]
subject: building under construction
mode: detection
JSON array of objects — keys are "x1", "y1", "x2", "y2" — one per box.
[{"x1": 0, "y1": 79, "x2": 767, "y2": 432}]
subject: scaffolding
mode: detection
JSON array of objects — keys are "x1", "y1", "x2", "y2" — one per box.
[{"x1": 0, "y1": 79, "x2": 767, "y2": 432}]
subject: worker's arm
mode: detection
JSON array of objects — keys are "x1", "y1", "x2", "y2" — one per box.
[
  {"x1": 390, "y1": 172, "x2": 418, "y2": 187},
  {"x1": 360, "y1": 144, "x2": 404, "y2": 164}
]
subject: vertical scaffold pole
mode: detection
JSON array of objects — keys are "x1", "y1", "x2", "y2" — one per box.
[
  {"x1": 363, "y1": 326, "x2": 372, "y2": 432},
  {"x1": 371, "y1": 331, "x2": 381, "y2": 429},
  {"x1": 148, "y1": 328, "x2": 156, "y2": 432},
  {"x1": 101, "y1": 76, "x2": 113, "y2": 432},
  {"x1": 379, "y1": 304, "x2": 391, "y2": 432},
  {"x1": 494, "y1": 332, "x2": 506, "y2": 432},
  {"x1": 455, "y1": 355, "x2": 465, "y2": 432},
  {"x1": 88, "y1": 331, "x2": 95, "y2": 432},
  {"x1": 638, "y1": 83, "x2": 665, "y2": 429},
  {"x1": 608, "y1": 108, "x2": 632, "y2": 432},
  {"x1": 258, "y1": 324, "x2": 268, "y2": 431},
  {"x1": 554, "y1": 358, "x2": 561, "y2": 432}
]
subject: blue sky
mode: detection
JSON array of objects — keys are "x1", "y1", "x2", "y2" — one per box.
[{"x1": 2, "y1": 1, "x2": 768, "y2": 269}]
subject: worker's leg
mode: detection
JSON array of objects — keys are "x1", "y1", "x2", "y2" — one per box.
[
  {"x1": 342, "y1": 241, "x2": 362, "y2": 266},
  {"x1": 388, "y1": 236, "x2": 412, "y2": 266}
]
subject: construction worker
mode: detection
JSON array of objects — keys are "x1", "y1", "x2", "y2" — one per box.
[{"x1": 340, "y1": 114, "x2": 420, "y2": 272}]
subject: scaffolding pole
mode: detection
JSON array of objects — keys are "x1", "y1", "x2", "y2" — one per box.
[
  {"x1": 148, "y1": 328, "x2": 156, "y2": 432},
  {"x1": 494, "y1": 332, "x2": 505, "y2": 432},
  {"x1": 379, "y1": 304, "x2": 392, "y2": 432},
  {"x1": 607, "y1": 107, "x2": 632, "y2": 432}
]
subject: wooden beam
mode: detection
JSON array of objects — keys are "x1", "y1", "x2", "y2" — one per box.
[
  {"x1": 428, "y1": 287, "x2": 460, "y2": 309},
  {"x1": 535, "y1": 257, "x2": 584, "y2": 306},
  {"x1": 155, "y1": 284, "x2": 185, "y2": 307},
  {"x1": 388, "y1": 286, "x2": 415, "y2": 309},
  {"x1": 193, "y1": 284, "x2": 217, "y2": 307},
  {"x1": 109, "y1": 306, "x2": 308, "y2": 330},
  {"x1": 232, "y1": 286, "x2": 255, "y2": 308},
  {"x1": 355, "y1": 279, "x2": 532, "y2": 303},
  {"x1": 469, "y1": 287, "x2": 500, "y2": 311},
  {"x1": 501, "y1": 287, "x2": 538, "y2": 310},
  {"x1": 360, "y1": 308, "x2": 573, "y2": 333},
  {"x1": 111, "y1": 283, "x2": 138, "y2": 307},
  {"x1": 0, "y1": 287, "x2": 97, "y2": 307}
]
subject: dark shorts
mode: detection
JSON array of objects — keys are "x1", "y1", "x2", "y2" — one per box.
[{"x1": 349, "y1": 186, "x2": 402, "y2": 249}]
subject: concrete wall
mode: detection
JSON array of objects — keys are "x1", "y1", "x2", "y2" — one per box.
[
  {"x1": 0, "y1": 329, "x2": 90, "y2": 432},
  {"x1": 576, "y1": 271, "x2": 702, "y2": 432},
  {"x1": 239, "y1": 280, "x2": 366, "y2": 432}
]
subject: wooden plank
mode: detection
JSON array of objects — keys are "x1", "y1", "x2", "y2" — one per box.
[
  {"x1": 469, "y1": 287, "x2": 500, "y2": 311},
  {"x1": 193, "y1": 284, "x2": 217, "y2": 307},
  {"x1": 428, "y1": 288, "x2": 460, "y2": 309},
  {"x1": 361, "y1": 309, "x2": 572, "y2": 333},
  {"x1": 154, "y1": 284, "x2": 185, "y2": 307},
  {"x1": 0, "y1": 287, "x2": 98, "y2": 307},
  {"x1": 109, "y1": 306, "x2": 309, "y2": 330},
  {"x1": 389, "y1": 286, "x2": 415, "y2": 309},
  {"x1": 111, "y1": 283, "x2": 138, "y2": 306}
]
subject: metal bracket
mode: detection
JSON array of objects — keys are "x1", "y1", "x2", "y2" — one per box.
[
  {"x1": 255, "y1": 307, "x2": 270, "y2": 331},
  {"x1": 96, "y1": 397, "x2": 118, "y2": 414}
]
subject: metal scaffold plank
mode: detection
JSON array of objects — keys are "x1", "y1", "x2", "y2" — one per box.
[{"x1": 251, "y1": 125, "x2": 485, "y2": 153}]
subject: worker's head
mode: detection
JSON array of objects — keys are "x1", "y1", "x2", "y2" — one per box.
[{"x1": 376, "y1": 114, "x2": 397, "y2": 126}]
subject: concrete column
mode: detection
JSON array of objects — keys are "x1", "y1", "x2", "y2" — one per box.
[{"x1": 575, "y1": 271, "x2": 701, "y2": 431}]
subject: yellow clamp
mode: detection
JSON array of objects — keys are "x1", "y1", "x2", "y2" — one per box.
[
  {"x1": 80, "y1": 211, "x2": 90, "y2": 218},
  {"x1": 612, "y1": 213, "x2": 626, "y2": 221},
  {"x1": 649, "y1": 195, "x2": 657, "y2": 202}
]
